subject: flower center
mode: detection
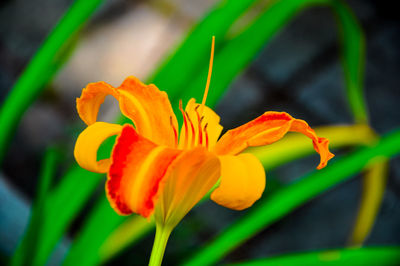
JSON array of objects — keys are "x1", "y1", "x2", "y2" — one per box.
[{"x1": 176, "y1": 100, "x2": 210, "y2": 150}]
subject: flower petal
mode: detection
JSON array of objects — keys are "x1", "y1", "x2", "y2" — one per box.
[
  {"x1": 76, "y1": 81, "x2": 118, "y2": 125},
  {"x1": 210, "y1": 153, "x2": 265, "y2": 210},
  {"x1": 155, "y1": 147, "x2": 220, "y2": 228},
  {"x1": 117, "y1": 76, "x2": 178, "y2": 147},
  {"x1": 106, "y1": 124, "x2": 181, "y2": 216},
  {"x1": 181, "y1": 98, "x2": 223, "y2": 148},
  {"x1": 213, "y1": 112, "x2": 334, "y2": 169},
  {"x1": 74, "y1": 122, "x2": 122, "y2": 173},
  {"x1": 76, "y1": 76, "x2": 179, "y2": 147}
]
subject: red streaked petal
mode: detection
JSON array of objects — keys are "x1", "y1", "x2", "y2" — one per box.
[
  {"x1": 214, "y1": 112, "x2": 334, "y2": 169},
  {"x1": 106, "y1": 124, "x2": 181, "y2": 216}
]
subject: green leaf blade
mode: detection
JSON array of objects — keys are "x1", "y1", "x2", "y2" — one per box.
[{"x1": 228, "y1": 246, "x2": 400, "y2": 266}]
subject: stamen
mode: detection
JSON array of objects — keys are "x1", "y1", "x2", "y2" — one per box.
[
  {"x1": 169, "y1": 116, "x2": 178, "y2": 147},
  {"x1": 204, "y1": 123, "x2": 209, "y2": 148},
  {"x1": 179, "y1": 100, "x2": 189, "y2": 148},
  {"x1": 200, "y1": 36, "x2": 215, "y2": 114},
  {"x1": 194, "y1": 105, "x2": 203, "y2": 145},
  {"x1": 198, "y1": 116, "x2": 204, "y2": 145},
  {"x1": 185, "y1": 111, "x2": 196, "y2": 148}
]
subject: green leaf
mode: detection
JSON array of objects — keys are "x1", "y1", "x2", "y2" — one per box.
[
  {"x1": 174, "y1": 0, "x2": 331, "y2": 107},
  {"x1": 349, "y1": 159, "x2": 388, "y2": 245},
  {"x1": 183, "y1": 128, "x2": 400, "y2": 266},
  {"x1": 330, "y1": 0, "x2": 367, "y2": 123},
  {"x1": 0, "y1": 0, "x2": 104, "y2": 164},
  {"x1": 227, "y1": 246, "x2": 400, "y2": 266},
  {"x1": 11, "y1": 148, "x2": 60, "y2": 266},
  {"x1": 148, "y1": 0, "x2": 259, "y2": 98},
  {"x1": 37, "y1": 168, "x2": 101, "y2": 266},
  {"x1": 173, "y1": 0, "x2": 367, "y2": 125},
  {"x1": 62, "y1": 196, "x2": 125, "y2": 266}
]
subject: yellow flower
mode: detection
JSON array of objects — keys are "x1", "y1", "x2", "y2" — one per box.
[{"x1": 74, "y1": 39, "x2": 334, "y2": 232}]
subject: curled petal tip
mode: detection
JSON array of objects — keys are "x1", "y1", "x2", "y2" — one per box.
[{"x1": 316, "y1": 137, "x2": 335, "y2": 170}]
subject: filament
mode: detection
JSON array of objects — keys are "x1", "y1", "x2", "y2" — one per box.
[
  {"x1": 204, "y1": 123, "x2": 209, "y2": 148},
  {"x1": 200, "y1": 36, "x2": 215, "y2": 114},
  {"x1": 194, "y1": 105, "x2": 203, "y2": 145},
  {"x1": 169, "y1": 116, "x2": 178, "y2": 147},
  {"x1": 185, "y1": 111, "x2": 196, "y2": 148},
  {"x1": 178, "y1": 100, "x2": 188, "y2": 148}
]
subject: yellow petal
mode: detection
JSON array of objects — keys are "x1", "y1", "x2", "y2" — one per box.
[
  {"x1": 211, "y1": 153, "x2": 266, "y2": 210},
  {"x1": 74, "y1": 122, "x2": 122, "y2": 173},
  {"x1": 180, "y1": 98, "x2": 223, "y2": 149},
  {"x1": 155, "y1": 147, "x2": 220, "y2": 229},
  {"x1": 76, "y1": 81, "x2": 118, "y2": 125}
]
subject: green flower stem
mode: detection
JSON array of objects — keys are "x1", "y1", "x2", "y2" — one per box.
[{"x1": 149, "y1": 225, "x2": 172, "y2": 266}]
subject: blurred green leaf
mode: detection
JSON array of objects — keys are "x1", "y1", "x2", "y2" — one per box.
[
  {"x1": 37, "y1": 167, "x2": 101, "y2": 266},
  {"x1": 11, "y1": 148, "x2": 60, "y2": 266},
  {"x1": 227, "y1": 246, "x2": 400, "y2": 266},
  {"x1": 349, "y1": 159, "x2": 388, "y2": 245},
  {"x1": 0, "y1": 0, "x2": 104, "y2": 164},
  {"x1": 176, "y1": 0, "x2": 332, "y2": 106},
  {"x1": 62, "y1": 196, "x2": 125, "y2": 266},
  {"x1": 183, "y1": 128, "x2": 400, "y2": 266},
  {"x1": 148, "y1": 0, "x2": 258, "y2": 99},
  {"x1": 173, "y1": 0, "x2": 366, "y2": 124},
  {"x1": 331, "y1": 0, "x2": 367, "y2": 123}
]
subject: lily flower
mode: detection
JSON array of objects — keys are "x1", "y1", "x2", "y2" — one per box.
[{"x1": 74, "y1": 37, "x2": 333, "y2": 265}]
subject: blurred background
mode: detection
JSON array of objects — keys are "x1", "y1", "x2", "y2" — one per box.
[{"x1": 0, "y1": 0, "x2": 399, "y2": 265}]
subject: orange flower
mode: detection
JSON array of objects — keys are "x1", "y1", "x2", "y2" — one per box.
[{"x1": 74, "y1": 39, "x2": 334, "y2": 231}]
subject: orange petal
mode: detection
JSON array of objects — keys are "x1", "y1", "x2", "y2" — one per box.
[
  {"x1": 117, "y1": 76, "x2": 178, "y2": 147},
  {"x1": 106, "y1": 124, "x2": 181, "y2": 216},
  {"x1": 74, "y1": 122, "x2": 122, "y2": 173},
  {"x1": 211, "y1": 153, "x2": 265, "y2": 210},
  {"x1": 76, "y1": 81, "x2": 118, "y2": 125},
  {"x1": 214, "y1": 112, "x2": 334, "y2": 169},
  {"x1": 76, "y1": 76, "x2": 178, "y2": 147},
  {"x1": 154, "y1": 147, "x2": 220, "y2": 228}
]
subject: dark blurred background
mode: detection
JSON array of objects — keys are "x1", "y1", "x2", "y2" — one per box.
[{"x1": 0, "y1": 0, "x2": 399, "y2": 265}]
